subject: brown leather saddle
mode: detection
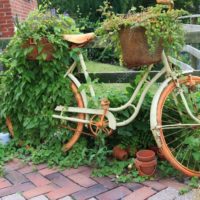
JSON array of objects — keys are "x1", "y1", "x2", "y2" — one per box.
[{"x1": 63, "y1": 32, "x2": 95, "y2": 48}]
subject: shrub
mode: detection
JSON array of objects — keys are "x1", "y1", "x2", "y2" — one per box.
[{"x1": 0, "y1": 7, "x2": 80, "y2": 144}]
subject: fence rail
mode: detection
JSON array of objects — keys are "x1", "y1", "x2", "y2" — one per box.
[{"x1": 78, "y1": 70, "x2": 200, "y2": 83}]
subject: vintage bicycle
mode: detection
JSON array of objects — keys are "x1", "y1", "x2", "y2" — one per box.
[{"x1": 6, "y1": 0, "x2": 200, "y2": 177}]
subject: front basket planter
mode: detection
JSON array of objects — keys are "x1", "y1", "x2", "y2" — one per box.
[
  {"x1": 119, "y1": 26, "x2": 163, "y2": 68},
  {"x1": 24, "y1": 38, "x2": 54, "y2": 61}
]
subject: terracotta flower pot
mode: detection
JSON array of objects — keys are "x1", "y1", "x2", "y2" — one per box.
[
  {"x1": 136, "y1": 149, "x2": 155, "y2": 162},
  {"x1": 135, "y1": 149, "x2": 157, "y2": 176},
  {"x1": 23, "y1": 38, "x2": 54, "y2": 61},
  {"x1": 113, "y1": 146, "x2": 128, "y2": 161},
  {"x1": 149, "y1": 147, "x2": 165, "y2": 160},
  {"x1": 135, "y1": 158, "x2": 157, "y2": 176}
]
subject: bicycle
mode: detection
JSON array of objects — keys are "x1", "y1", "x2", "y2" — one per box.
[{"x1": 6, "y1": 0, "x2": 200, "y2": 177}]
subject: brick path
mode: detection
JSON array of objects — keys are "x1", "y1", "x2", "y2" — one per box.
[{"x1": 0, "y1": 159, "x2": 198, "y2": 200}]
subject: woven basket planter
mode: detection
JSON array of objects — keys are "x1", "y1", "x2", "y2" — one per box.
[
  {"x1": 24, "y1": 38, "x2": 54, "y2": 61},
  {"x1": 119, "y1": 26, "x2": 163, "y2": 69}
]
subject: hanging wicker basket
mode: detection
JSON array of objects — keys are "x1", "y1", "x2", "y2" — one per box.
[
  {"x1": 23, "y1": 38, "x2": 54, "y2": 61},
  {"x1": 119, "y1": 26, "x2": 163, "y2": 69}
]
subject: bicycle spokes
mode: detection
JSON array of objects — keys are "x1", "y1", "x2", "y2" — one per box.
[{"x1": 159, "y1": 77, "x2": 200, "y2": 174}]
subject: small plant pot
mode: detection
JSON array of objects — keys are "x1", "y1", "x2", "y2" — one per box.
[
  {"x1": 135, "y1": 158, "x2": 157, "y2": 176},
  {"x1": 136, "y1": 149, "x2": 155, "y2": 162},
  {"x1": 149, "y1": 147, "x2": 165, "y2": 160},
  {"x1": 112, "y1": 145, "x2": 128, "y2": 161},
  {"x1": 23, "y1": 38, "x2": 54, "y2": 61}
]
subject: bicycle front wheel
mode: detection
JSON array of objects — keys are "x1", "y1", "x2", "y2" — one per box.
[{"x1": 157, "y1": 76, "x2": 200, "y2": 177}]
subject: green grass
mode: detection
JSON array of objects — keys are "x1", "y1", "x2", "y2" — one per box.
[
  {"x1": 83, "y1": 61, "x2": 129, "y2": 96},
  {"x1": 83, "y1": 60, "x2": 158, "y2": 98},
  {"x1": 85, "y1": 61, "x2": 128, "y2": 73}
]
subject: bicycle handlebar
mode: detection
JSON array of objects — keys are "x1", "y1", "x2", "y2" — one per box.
[{"x1": 156, "y1": 0, "x2": 174, "y2": 10}]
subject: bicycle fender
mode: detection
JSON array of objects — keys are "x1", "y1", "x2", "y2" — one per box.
[
  {"x1": 68, "y1": 73, "x2": 88, "y2": 108},
  {"x1": 150, "y1": 77, "x2": 172, "y2": 147}
]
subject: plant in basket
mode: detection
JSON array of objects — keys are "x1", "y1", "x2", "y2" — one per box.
[
  {"x1": 96, "y1": 1, "x2": 187, "y2": 68},
  {"x1": 14, "y1": 6, "x2": 79, "y2": 61},
  {"x1": 0, "y1": 6, "x2": 81, "y2": 146}
]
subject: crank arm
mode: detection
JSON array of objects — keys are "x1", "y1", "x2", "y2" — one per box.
[{"x1": 54, "y1": 106, "x2": 117, "y2": 130}]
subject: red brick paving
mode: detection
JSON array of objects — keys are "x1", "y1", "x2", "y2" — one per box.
[
  {"x1": 96, "y1": 186, "x2": 132, "y2": 200},
  {"x1": 72, "y1": 184, "x2": 108, "y2": 200},
  {"x1": 68, "y1": 173, "x2": 97, "y2": 187},
  {"x1": 38, "y1": 168, "x2": 58, "y2": 176},
  {"x1": 143, "y1": 180, "x2": 167, "y2": 191},
  {"x1": 0, "y1": 179, "x2": 12, "y2": 189},
  {"x1": 0, "y1": 159, "x2": 188, "y2": 200},
  {"x1": 23, "y1": 184, "x2": 58, "y2": 199},
  {"x1": 92, "y1": 176, "x2": 117, "y2": 189},
  {"x1": 158, "y1": 178, "x2": 187, "y2": 190},
  {"x1": 123, "y1": 186, "x2": 156, "y2": 200},
  {"x1": 47, "y1": 183, "x2": 83, "y2": 199},
  {"x1": 18, "y1": 165, "x2": 35, "y2": 174},
  {"x1": 0, "y1": 182, "x2": 35, "y2": 197},
  {"x1": 61, "y1": 166, "x2": 90, "y2": 176},
  {"x1": 26, "y1": 172, "x2": 51, "y2": 187},
  {"x1": 5, "y1": 171, "x2": 28, "y2": 184}
]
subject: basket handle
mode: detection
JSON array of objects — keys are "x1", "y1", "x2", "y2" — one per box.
[{"x1": 156, "y1": 0, "x2": 174, "y2": 10}]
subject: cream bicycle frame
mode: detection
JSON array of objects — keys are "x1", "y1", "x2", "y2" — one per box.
[{"x1": 53, "y1": 50, "x2": 200, "y2": 141}]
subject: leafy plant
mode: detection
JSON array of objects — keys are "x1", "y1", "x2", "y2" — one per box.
[
  {"x1": 87, "y1": 133, "x2": 111, "y2": 168},
  {"x1": 92, "y1": 158, "x2": 148, "y2": 183},
  {"x1": 96, "y1": 1, "x2": 187, "y2": 63},
  {"x1": 0, "y1": 6, "x2": 80, "y2": 145}
]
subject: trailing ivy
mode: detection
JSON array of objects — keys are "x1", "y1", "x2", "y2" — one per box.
[{"x1": 0, "y1": 7, "x2": 80, "y2": 145}]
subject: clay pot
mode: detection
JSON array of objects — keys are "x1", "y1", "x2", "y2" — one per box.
[
  {"x1": 113, "y1": 146, "x2": 128, "y2": 161},
  {"x1": 135, "y1": 158, "x2": 157, "y2": 176},
  {"x1": 149, "y1": 147, "x2": 165, "y2": 160},
  {"x1": 135, "y1": 149, "x2": 157, "y2": 176},
  {"x1": 136, "y1": 149, "x2": 155, "y2": 162},
  {"x1": 23, "y1": 38, "x2": 54, "y2": 61}
]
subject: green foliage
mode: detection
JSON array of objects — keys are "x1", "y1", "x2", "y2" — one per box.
[
  {"x1": 92, "y1": 158, "x2": 148, "y2": 183},
  {"x1": 31, "y1": 137, "x2": 88, "y2": 168},
  {"x1": 96, "y1": 2, "x2": 187, "y2": 63},
  {"x1": 86, "y1": 134, "x2": 111, "y2": 168},
  {"x1": 188, "y1": 177, "x2": 200, "y2": 189},
  {"x1": 38, "y1": 0, "x2": 199, "y2": 21},
  {"x1": 0, "y1": 7, "x2": 80, "y2": 144},
  {"x1": 158, "y1": 160, "x2": 182, "y2": 178}
]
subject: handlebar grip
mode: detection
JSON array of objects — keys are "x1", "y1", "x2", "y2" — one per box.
[{"x1": 156, "y1": 0, "x2": 174, "y2": 10}]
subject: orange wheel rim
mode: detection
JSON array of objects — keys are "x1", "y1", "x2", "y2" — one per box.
[{"x1": 157, "y1": 76, "x2": 200, "y2": 177}]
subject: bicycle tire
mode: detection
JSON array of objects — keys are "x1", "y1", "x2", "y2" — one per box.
[
  {"x1": 157, "y1": 76, "x2": 200, "y2": 177},
  {"x1": 5, "y1": 81, "x2": 85, "y2": 152},
  {"x1": 59, "y1": 81, "x2": 85, "y2": 152}
]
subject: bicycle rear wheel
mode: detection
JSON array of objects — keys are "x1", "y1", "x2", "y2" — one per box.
[
  {"x1": 56, "y1": 80, "x2": 85, "y2": 152},
  {"x1": 157, "y1": 76, "x2": 200, "y2": 177},
  {"x1": 5, "y1": 81, "x2": 85, "y2": 152}
]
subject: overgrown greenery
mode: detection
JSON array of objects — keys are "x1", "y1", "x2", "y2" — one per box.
[
  {"x1": 96, "y1": 2, "x2": 187, "y2": 65},
  {"x1": 0, "y1": 6, "x2": 79, "y2": 144},
  {"x1": 0, "y1": 1, "x2": 199, "y2": 185}
]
